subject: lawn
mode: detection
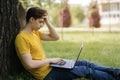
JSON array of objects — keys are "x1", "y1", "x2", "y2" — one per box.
[
  {"x1": 43, "y1": 31, "x2": 120, "y2": 80},
  {"x1": 43, "y1": 31, "x2": 120, "y2": 68}
]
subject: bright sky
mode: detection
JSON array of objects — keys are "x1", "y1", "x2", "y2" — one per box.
[{"x1": 55, "y1": 0, "x2": 92, "y2": 6}]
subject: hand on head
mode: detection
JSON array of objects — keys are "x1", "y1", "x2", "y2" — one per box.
[{"x1": 43, "y1": 13, "x2": 48, "y2": 21}]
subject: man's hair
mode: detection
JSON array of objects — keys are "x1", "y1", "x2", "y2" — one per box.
[{"x1": 26, "y1": 7, "x2": 47, "y2": 23}]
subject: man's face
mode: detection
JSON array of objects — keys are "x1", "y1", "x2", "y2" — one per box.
[{"x1": 31, "y1": 18, "x2": 44, "y2": 30}]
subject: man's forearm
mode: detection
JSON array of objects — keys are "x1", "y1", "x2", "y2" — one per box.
[
  {"x1": 29, "y1": 59, "x2": 51, "y2": 69},
  {"x1": 45, "y1": 21, "x2": 59, "y2": 40},
  {"x1": 29, "y1": 58, "x2": 63, "y2": 69}
]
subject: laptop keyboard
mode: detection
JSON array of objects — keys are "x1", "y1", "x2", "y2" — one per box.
[
  {"x1": 64, "y1": 59, "x2": 75, "y2": 67},
  {"x1": 57, "y1": 61, "x2": 66, "y2": 65}
]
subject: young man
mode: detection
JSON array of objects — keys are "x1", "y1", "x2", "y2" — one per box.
[{"x1": 15, "y1": 7, "x2": 120, "y2": 80}]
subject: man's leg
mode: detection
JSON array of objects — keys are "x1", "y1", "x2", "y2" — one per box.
[
  {"x1": 44, "y1": 68, "x2": 79, "y2": 80},
  {"x1": 44, "y1": 66, "x2": 115, "y2": 80},
  {"x1": 75, "y1": 60, "x2": 120, "y2": 77},
  {"x1": 71, "y1": 65, "x2": 115, "y2": 80}
]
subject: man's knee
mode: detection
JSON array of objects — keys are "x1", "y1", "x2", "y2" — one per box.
[{"x1": 80, "y1": 60, "x2": 89, "y2": 64}]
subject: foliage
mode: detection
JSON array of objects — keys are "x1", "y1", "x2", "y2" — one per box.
[
  {"x1": 19, "y1": 0, "x2": 60, "y2": 27},
  {"x1": 43, "y1": 3, "x2": 61, "y2": 27},
  {"x1": 19, "y1": 0, "x2": 31, "y2": 9},
  {"x1": 18, "y1": 0, "x2": 85, "y2": 27},
  {"x1": 70, "y1": 6, "x2": 85, "y2": 26},
  {"x1": 37, "y1": 0, "x2": 61, "y2": 27},
  {"x1": 71, "y1": 6, "x2": 85, "y2": 22},
  {"x1": 19, "y1": 0, "x2": 41, "y2": 9}
]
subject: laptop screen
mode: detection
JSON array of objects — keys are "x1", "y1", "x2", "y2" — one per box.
[{"x1": 74, "y1": 43, "x2": 83, "y2": 62}]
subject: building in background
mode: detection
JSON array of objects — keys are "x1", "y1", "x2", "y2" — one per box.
[{"x1": 97, "y1": 0, "x2": 120, "y2": 24}]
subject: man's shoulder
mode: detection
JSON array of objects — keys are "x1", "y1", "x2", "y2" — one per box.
[
  {"x1": 16, "y1": 31, "x2": 25, "y2": 38},
  {"x1": 15, "y1": 31, "x2": 29, "y2": 41}
]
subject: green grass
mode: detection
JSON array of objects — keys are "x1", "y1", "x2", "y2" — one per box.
[
  {"x1": 9, "y1": 31, "x2": 120, "y2": 80},
  {"x1": 43, "y1": 31, "x2": 120, "y2": 68}
]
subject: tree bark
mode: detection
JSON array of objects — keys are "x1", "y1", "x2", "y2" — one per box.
[
  {"x1": 18, "y1": 2, "x2": 26, "y2": 28},
  {"x1": 0, "y1": 0, "x2": 24, "y2": 79}
]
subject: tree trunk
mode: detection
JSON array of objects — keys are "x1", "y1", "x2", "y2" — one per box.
[
  {"x1": 18, "y1": 2, "x2": 26, "y2": 28},
  {"x1": 0, "y1": 0, "x2": 24, "y2": 79},
  {"x1": 58, "y1": 7, "x2": 71, "y2": 27}
]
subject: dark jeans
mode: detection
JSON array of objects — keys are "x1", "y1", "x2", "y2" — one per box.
[{"x1": 44, "y1": 60, "x2": 119, "y2": 80}]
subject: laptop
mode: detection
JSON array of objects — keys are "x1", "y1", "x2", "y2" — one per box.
[{"x1": 50, "y1": 43, "x2": 83, "y2": 69}]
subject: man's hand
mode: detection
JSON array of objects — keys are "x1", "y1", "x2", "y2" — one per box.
[
  {"x1": 48, "y1": 58, "x2": 64, "y2": 64},
  {"x1": 40, "y1": 13, "x2": 59, "y2": 41},
  {"x1": 43, "y1": 13, "x2": 48, "y2": 22}
]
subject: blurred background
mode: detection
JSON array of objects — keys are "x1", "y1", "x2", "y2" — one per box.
[{"x1": 19, "y1": 0, "x2": 120, "y2": 32}]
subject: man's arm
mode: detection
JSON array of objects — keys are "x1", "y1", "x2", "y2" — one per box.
[
  {"x1": 41, "y1": 16, "x2": 59, "y2": 41},
  {"x1": 21, "y1": 53, "x2": 63, "y2": 69}
]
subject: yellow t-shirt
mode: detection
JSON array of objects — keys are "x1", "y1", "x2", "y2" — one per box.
[{"x1": 15, "y1": 30, "x2": 52, "y2": 80}]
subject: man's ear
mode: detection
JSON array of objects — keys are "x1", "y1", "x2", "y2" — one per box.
[{"x1": 29, "y1": 17, "x2": 35, "y2": 23}]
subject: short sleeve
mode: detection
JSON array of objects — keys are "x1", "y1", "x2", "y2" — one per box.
[
  {"x1": 15, "y1": 36, "x2": 30, "y2": 55},
  {"x1": 33, "y1": 30, "x2": 44, "y2": 39},
  {"x1": 38, "y1": 31, "x2": 44, "y2": 38}
]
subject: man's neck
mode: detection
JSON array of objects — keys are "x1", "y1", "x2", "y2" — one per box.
[{"x1": 23, "y1": 24, "x2": 33, "y2": 33}]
